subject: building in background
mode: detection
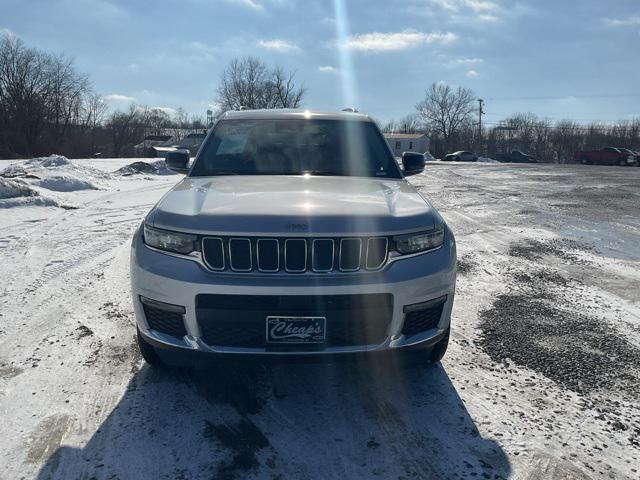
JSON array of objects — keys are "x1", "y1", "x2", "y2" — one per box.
[
  {"x1": 384, "y1": 133, "x2": 430, "y2": 157},
  {"x1": 135, "y1": 132, "x2": 208, "y2": 158}
]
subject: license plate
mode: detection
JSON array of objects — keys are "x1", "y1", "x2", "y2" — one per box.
[{"x1": 266, "y1": 316, "x2": 326, "y2": 344}]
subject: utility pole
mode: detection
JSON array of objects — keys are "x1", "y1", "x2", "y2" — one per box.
[
  {"x1": 477, "y1": 98, "x2": 484, "y2": 137},
  {"x1": 477, "y1": 98, "x2": 484, "y2": 153}
]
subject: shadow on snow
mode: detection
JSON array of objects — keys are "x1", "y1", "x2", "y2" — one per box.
[{"x1": 36, "y1": 357, "x2": 510, "y2": 479}]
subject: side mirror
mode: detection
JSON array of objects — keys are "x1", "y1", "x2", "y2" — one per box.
[
  {"x1": 165, "y1": 150, "x2": 190, "y2": 174},
  {"x1": 401, "y1": 152, "x2": 425, "y2": 176}
]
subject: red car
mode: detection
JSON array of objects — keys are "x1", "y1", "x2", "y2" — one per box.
[{"x1": 574, "y1": 147, "x2": 638, "y2": 166}]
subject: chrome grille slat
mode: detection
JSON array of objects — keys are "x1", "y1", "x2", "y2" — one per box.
[{"x1": 202, "y1": 236, "x2": 388, "y2": 273}]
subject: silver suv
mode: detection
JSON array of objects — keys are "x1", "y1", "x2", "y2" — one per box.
[{"x1": 130, "y1": 109, "x2": 456, "y2": 366}]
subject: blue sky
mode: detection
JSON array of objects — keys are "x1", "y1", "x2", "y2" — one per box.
[{"x1": 2, "y1": 0, "x2": 639, "y2": 124}]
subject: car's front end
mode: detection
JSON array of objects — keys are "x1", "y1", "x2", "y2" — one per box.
[{"x1": 130, "y1": 110, "x2": 456, "y2": 366}]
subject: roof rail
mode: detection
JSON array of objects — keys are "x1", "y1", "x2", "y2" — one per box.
[{"x1": 341, "y1": 107, "x2": 359, "y2": 113}]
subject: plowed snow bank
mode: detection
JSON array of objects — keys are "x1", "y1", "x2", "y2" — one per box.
[
  {"x1": 0, "y1": 178, "x2": 58, "y2": 207},
  {"x1": 1, "y1": 154, "x2": 111, "y2": 193}
]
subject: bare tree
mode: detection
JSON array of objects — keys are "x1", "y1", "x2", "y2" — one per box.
[
  {"x1": 216, "y1": 56, "x2": 305, "y2": 112},
  {"x1": 415, "y1": 83, "x2": 476, "y2": 151},
  {"x1": 80, "y1": 93, "x2": 108, "y2": 129},
  {"x1": 270, "y1": 66, "x2": 305, "y2": 109},
  {"x1": 107, "y1": 104, "x2": 147, "y2": 157}
]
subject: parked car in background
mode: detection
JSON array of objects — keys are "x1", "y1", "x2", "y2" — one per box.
[
  {"x1": 618, "y1": 148, "x2": 640, "y2": 165},
  {"x1": 443, "y1": 151, "x2": 478, "y2": 162},
  {"x1": 495, "y1": 150, "x2": 536, "y2": 163},
  {"x1": 574, "y1": 147, "x2": 637, "y2": 166}
]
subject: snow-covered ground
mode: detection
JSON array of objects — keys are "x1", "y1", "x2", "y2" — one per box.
[{"x1": 0, "y1": 157, "x2": 639, "y2": 479}]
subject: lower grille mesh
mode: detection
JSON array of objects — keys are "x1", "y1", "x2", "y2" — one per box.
[
  {"x1": 143, "y1": 304, "x2": 187, "y2": 338},
  {"x1": 402, "y1": 297, "x2": 446, "y2": 336},
  {"x1": 196, "y1": 294, "x2": 393, "y2": 348}
]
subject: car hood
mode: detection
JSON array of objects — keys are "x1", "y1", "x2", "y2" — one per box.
[{"x1": 148, "y1": 175, "x2": 439, "y2": 236}]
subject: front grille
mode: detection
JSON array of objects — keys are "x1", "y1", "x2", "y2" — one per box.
[
  {"x1": 201, "y1": 236, "x2": 388, "y2": 274},
  {"x1": 401, "y1": 296, "x2": 447, "y2": 336},
  {"x1": 142, "y1": 303, "x2": 187, "y2": 338},
  {"x1": 196, "y1": 294, "x2": 393, "y2": 348}
]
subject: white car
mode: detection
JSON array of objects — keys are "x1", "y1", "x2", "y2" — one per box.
[
  {"x1": 444, "y1": 151, "x2": 478, "y2": 162},
  {"x1": 130, "y1": 109, "x2": 457, "y2": 367}
]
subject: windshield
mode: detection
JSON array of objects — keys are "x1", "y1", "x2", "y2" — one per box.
[{"x1": 190, "y1": 119, "x2": 401, "y2": 178}]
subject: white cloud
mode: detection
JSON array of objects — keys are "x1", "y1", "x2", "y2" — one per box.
[
  {"x1": 422, "y1": 0, "x2": 505, "y2": 22},
  {"x1": 258, "y1": 39, "x2": 300, "y2": 52},
  {"x1": 455, "y1": 57, "x2": 484, "y2": 65},
  {"x1": 346, "y1": 30, "x2": 456, "y2": 52},
  {"x1": 466, "y1": 69, "x2": 479, "y2": 78},
  {"x1": 152, "y1": 106, "x2": 177, "y2": 115},
  {"x1": 318, "y1": 65, "x2": 337, "y2": 73},
  {"x1": 603, "y1": 16, "x2": 640, "y2": 27},
  {"x1": 431, "y1": 0, "x2": 499, "y2": 13},
  {"x1": 105, "y1": 94, "x2": 136, "y2": 102},
  {"x1": 225, "y1": 0, "x2": 264, "y2": 10}
]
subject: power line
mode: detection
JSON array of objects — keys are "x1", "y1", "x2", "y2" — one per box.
[{"x1": 486, "y1": 93, "x2": 640, "y2": 102}]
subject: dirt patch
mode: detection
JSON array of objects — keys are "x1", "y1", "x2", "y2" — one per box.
[
  {"x1": 75, "y1": 325, "x2": 94, "y2": 339},
  {"x1": 456, "y1": 257, "x2": 475, "y2": 275},
  {"x1": 479, "y1": 292, "x2": 640, "y2": 396},
  {"x1": 482, "y1": 237, "x2": 640, "y2": 397},
  {"x1": 508, "y1": 239, "x2": 591, "y2": 263},
  {"x1": 191, "y1": 366, "x2": 270, "y2": 416},
  {"x1": 204, "y1": 418, "x2": 271, "y2": 480},
  {"x1": 513, "y1": 269, "x2": 570, "y2": 288}
]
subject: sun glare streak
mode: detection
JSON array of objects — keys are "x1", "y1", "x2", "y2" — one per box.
[{"x1": 333, "y1": 0, "x2": 358, "y2": 108}]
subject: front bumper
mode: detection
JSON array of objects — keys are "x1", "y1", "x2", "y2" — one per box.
[{"x1": 130, "y1": 225, "x2": 456, "y2": 358}]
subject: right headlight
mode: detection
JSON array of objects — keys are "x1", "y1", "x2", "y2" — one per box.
[
  {"x1": 143, "y1": 224, "x2": 198, "y2": 255},
  {"x1": 393, "y1": 225, "x2": 444, "y2": 254}
]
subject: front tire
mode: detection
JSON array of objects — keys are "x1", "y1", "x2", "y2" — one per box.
[
  {"x1": 137, "y1": 328, "x2": 164, "y2": 366},
  {"x1": 427, "y1": 328, "x2": 450, "y2": 364},
  {"x1": 580, "y1": 157, "x2": 589, "y2": 165}
]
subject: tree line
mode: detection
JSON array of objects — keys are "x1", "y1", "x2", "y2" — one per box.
[
  {"x1": 383, "y1": 82, "x2": 640, "y2": 162},
  {"x1": 0, "y1": 34, "x2": 304, "y2": 158},
  {"x1": 2, "y1": 32, "x2": 637, "y2": 162}
]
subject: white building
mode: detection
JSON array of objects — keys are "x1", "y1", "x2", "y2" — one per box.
[{"x1": 384, "y1": 133, "x2": 430, "y2": 157}]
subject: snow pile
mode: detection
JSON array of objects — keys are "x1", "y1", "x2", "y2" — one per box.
[
  {"x1": 1, "y1": 155, "x2": 111, "y2": 192},
  {"x1": 478, "y1": 157, "x2": 499, "y2": 163},
  {"x1": 115, "y1": 159, "x2": 177, "y2": 176},
  {"x1": 0, "y1": 178, "x2": 58, "y2": 208},
  {"x1": 0, "y1": 178, "x2": 38, "y2": 199},
  {"x1": 38, "y1": 175, "x2": 99, "y2": 192},
  {"x1": 26, "y1": 154, "x2": 72, "y2": 168}
]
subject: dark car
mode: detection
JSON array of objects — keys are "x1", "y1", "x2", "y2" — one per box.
[
  {"x1": 495, "y1": 150, "x2": 536, "y2": 163},
  {"x1": 443, "y1": 151, "x2": 478, "y2": 162}
]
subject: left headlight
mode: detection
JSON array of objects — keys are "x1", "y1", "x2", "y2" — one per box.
[
  {"x1": 394, "y1": 225, "x2": 444, "y2": 254},
  {"x1": 143, "y1": 224, "x2": 198, "y2": 255}
]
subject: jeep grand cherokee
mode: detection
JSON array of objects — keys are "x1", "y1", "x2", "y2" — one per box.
[{"x1": 130, "y1": 109, "x2": 456, "y2": 366}]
